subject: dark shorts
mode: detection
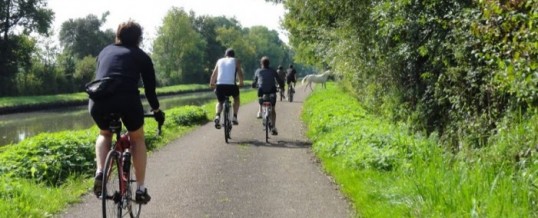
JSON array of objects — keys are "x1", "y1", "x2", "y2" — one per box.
[
  {"x1": 89, "y1": 94, "x2": 144, "y2": 131},
  {"x1": 286, "y1": 77, "x2": 296, "y2": 84},
  {"x1": 257, "y1": 89, "x2": 277, "y2": 106},
  {"x1": 215, "y1": 84, "x2": 239, "y2": 103}
]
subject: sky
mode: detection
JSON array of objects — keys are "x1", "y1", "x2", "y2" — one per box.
[{"x1": 46, "y1": 0, "x2": 288, "y2": 48}]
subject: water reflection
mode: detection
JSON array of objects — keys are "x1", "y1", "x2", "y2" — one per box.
[{"x1": 0, "y1": 92, "x2": 215, "y2": 146}]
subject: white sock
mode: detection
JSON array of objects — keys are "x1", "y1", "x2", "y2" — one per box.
[{"x1": 137, "y1": 185, "x2": 145, "y2": 191}]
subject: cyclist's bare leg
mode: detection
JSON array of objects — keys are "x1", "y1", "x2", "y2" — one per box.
[
  {"x1": 128, "y1": 127, "x2": 147, "y2": 189},
  {"x1": 271, "y1": 106, "x2": 277, "y2": 127},
  {"x1": 95, "y1": 130, "x2": 112, "y2": 174},
  {"x1": 215, "y1": 102, "x2": 223, "y2": 116},
  {"x1": 233, "y1": 95, "x2": 240, "y2": 115}
]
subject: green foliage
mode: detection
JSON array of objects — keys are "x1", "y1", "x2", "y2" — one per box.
[
  {"x1": 303, "y1": 83, "x2": 408, "y2": 171},
  {"x1": 74, "y1": 55, "x2": 97, "y2": 90},
  {"x1": 0, "y1": 174, "x2": 92, "y2": 217},
  {"x1": 0, "y1": 130, "x2": 95, "y2": 185},
  {"x1": 153, "y1": 7, "x2": 207, "y2": 85},
  {"x1": 152, "y1": 7, "x2": 291, "y2": 85},
  {"x1": 164, "y1": 105, "x2": 208, "y2": 126},
  {"x1": 0, "y1": 0, "x2": 53, "y2": 96},
  {"x1": 59, "y1": 13, "x2": 115, "y2": 59},
  {"x1": 0, "y1": 105, "x2": 207, "y2": 186},
  {"x1": 303, "y1": 84, "x2": 538, "y2": 217},
  {"x1": 283, "y1": 0, "x2": 538, "y2": 150}
]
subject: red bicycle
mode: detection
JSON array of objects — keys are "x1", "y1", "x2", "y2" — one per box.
[{"x1": 101, "y1": 112, "x2": 162, "y2": 218}]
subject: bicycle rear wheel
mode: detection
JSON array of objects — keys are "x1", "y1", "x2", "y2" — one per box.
[
  {"x1": 288, "y1": 88, "x2": 293, "y2": 102},
  {"x1": 102, "y1": 151, "x2": 122, "y2": 218},
  {"x1": 264, "y1": 110, "x2": 269, "y2": 143},
  {"x1": 223, "y1": 101, "x2": 231, "y2": 143}
]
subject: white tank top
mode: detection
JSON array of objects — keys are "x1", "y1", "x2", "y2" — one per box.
[{"x1": 216, "y1": 57, "x2": 237, "y2": 85}]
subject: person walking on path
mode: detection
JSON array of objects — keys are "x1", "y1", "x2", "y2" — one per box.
[{"x1": 209, "y1": 48, "x2": 244, "y2": 129}]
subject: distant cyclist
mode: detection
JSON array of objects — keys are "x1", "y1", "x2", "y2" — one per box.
[
  {"x1": 252, "y1": 56, "x2": 285, "y2": 135},
  {"x1": 209, "y1": 48, "x2": 244, "y2": 129},
  {"x1": 286, "y1": 64, "x2": 297, "y2": 92},
  {"x1": 276, "y1": 65, "x2": 286, "y2": 99},
  {"x1": 89, "y1": 20, "x2": 165, "y2": 204}
]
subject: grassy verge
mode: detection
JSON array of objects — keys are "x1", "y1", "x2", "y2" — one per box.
[
  {"x1": 0, "y1": 83, "x2": 221, "y2": 111},
  {"x1": 302, "y1": 83, "x2": 537, "y2": 217},
  {"x1": 0, "y1": 88, "x2": 257, "y2": 217}
]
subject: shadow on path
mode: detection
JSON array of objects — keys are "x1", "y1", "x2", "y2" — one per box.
[{"x1": 226, "y1": 139, "x2": 312, "y2": 149}]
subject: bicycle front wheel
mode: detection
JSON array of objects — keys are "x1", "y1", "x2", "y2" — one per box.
[{"x1": 102, "y1": 151, "x2": 122, "y2": 218}]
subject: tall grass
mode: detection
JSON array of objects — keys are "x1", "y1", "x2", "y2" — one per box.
[{"x1": 302, "y1": 83, "x2": 538, "y2": 217}]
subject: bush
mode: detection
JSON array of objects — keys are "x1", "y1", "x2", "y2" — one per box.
[{"x1": 0, "y1": 105, "x2": 208, "y2": 186}]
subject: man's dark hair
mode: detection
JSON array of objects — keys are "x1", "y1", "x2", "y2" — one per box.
[
  {"x1": 261, "y1": 56, "x2": 270, "y2": 68},
  {"x1": 225, "y1": 48, "x2": 235, "y2": 57},
  {"x1": 289, "y1": 64, "x2": 293, "y2": 68},
  {"x1": 115, "y1": 20, "x2": 143, "y2": 47}
]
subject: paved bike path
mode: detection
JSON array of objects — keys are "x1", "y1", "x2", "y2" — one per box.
[{"x1": 60, "y1": 85, "x2": 353, "y2": 218}]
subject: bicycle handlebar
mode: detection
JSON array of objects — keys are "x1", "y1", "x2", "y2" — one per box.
[{"x1": 144, "y1": 112, "x2": 163, "y2": 136}]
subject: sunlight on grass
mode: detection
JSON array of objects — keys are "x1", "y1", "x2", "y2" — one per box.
[{"x1": 302, "y1": 83, "x2": 538, "y2": 217}]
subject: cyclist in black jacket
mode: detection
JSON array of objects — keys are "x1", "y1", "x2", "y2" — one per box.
[{"x1": 89, "y1": 20, "x2": 164, "y2": 204}]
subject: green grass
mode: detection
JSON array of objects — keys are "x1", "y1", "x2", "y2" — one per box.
[
  {"x1": 0, "y1": 83, "x2": 222, "y2": 109},
  {"x1": 302, "y1": 83, "x2": 538, "y2": 217},
  {"x1": 0, "y1": 93, "x2": 88, "y2": 108},
  {"x1": 0, "y1": 176, "x2": 91, "y2": 218}
]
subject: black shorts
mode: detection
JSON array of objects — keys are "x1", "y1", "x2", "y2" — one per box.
[
  {"x1": 257, "y1": 89, "x2": 277, "y2": 106},
  {"x1": 89, "y1": 94, "x2": 144, "y2": 131},
  {"x1": 286, "y1": 77, "x2": 296, "y2": 84},
  {"x1": 215, "y1": 84, "x2": 239, "y2": 103}
]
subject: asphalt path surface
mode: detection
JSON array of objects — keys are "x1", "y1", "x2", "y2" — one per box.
[{"x1": 60, "y1": 85, "x2": 353, "y2": 218}]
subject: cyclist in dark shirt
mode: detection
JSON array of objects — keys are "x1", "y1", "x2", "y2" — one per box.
[
  {"x1": 276, "y1": 65, "x2": 286, "y2": 99},
  {"x1": 286, "y1": 64, "x2": 297, "y2": 93},
  {"x1": 252, "y1": 56, "x2": 284, "y2": 135},
  {"x1": 89, "y1": 20, "x2": 164, "y2": 204}
]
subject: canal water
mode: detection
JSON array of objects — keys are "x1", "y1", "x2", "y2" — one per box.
[{"x1": 0, "y1": 92, "x2": 215, "y2": 146}]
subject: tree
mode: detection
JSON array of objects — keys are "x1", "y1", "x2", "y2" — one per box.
[
  {"x1": 74, "y1": 56, "x2": 96, "y2": 91},
  {"x1": 246, "y1": 26, "x2": 289, "y2": 70},
  {"x1": 59, "y1": 13, "x2": 115, "y2": 59},
  {"x1": 0, "y1": 0, "x2": 53, "y2": 41},
  {"x1": 0, "y1": 0, "x2": 54, "y2": 96},
  {"x1": 192, "y1": 15, "x2": 242, "y2": 81},
  {"x1": 215, "y1": 26, "x2": 257, "y2": 78},
  {"x1": 152, "y1": 7, "x2": 206, "y2": 85}
]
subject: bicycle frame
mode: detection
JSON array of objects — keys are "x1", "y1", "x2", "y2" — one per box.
[
  {"x1": 222, "y1": 96, "x2": 233, "y2": 143},
  {"x1": 102, "y1": 113, "x2": 161, "y2": 218},
  {"x1": 102, "y1": 116, "x2": 139, "y2": 218},
  {"x1": 260, "y1": 94, "x2": 274, "y2": 143},
  {"x1": 287, "y1": 83, "x2": 295, "y2": 102}
]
